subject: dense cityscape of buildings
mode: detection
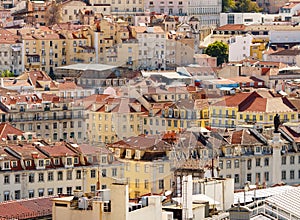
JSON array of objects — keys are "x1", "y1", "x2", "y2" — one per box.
[{"x1": 2, "y1": 0, "x2": 300, "y2": 219}]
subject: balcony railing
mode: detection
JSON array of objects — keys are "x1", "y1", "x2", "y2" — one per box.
[
  {"x1": 211, "y1": 114, "x2": 236, "y2": 119},
  {"x1": 8, "y1": 115, "x2": 87, "y2": 122}
]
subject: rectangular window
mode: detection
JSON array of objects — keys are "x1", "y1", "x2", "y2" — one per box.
[
  {"x1": 67, "y1": 187, "x2": 72, "y2": 195},
  {"x1": 264, "y1": 158, "x2": 269, "y2": 166},
  {"x1": 15, "y1": 190, "x2": 20, "y2": 200},
  {"x1": 76, "y1": 170, "x2": 81, "y2": 179},
  {"x1": 28, "y1": 190, "x2": 34, "y2": 198},
  {"x1": 15, "y1": 174, "x2": 20, "y2": 183},
  {"x1": 57, "y1": 188, "x2": 63, "y2": 194},
  {"x1": 38, "y1": 173, "x2": 44, "y2": 182},
  {"x1": 4, "y1": 175, "x2": 10, "y2": 184},
  {"x1": 282, "y1": 170, "x2": 286, "y2": 180},
  {"x1": 226, "y1": 160, "x2": 231, "y2": 169},
  {"x1": 57, "y1": 171, "x2": 63, "y2": 181},
  {"x1": 290, "y1": 156, "x2": 295, "y2": 164},
  {"x1": 234, "y1": 174, "x2": 239, "y2": 183},
  {"x1": 112, "y1": 168, "x2": 117, "y2": 177},
  {"x1": 264, "y1": 172, "x2": 269, "y2": 181},
  {"x1": 247, "y1": 173, "x2": 252, "y2": 182},
  {"x1": 29, "y1": 173, "x2": 34, "y2": 183},
  {"x1": 219, "y1": 161, "x2": 223, "y2": 169},
  {"x1": 48, "y1": 172, "x2": 54, "y2": 181},
  {"x1": 290, "y1": 170, "x2": 295, "y2": 179},
  {"x1": 159, "y1": 165, "x2": 164, "y2": 173},
  {"x1": 48, "y1": 188, "x2": 54, "y2": 196},
  {"x1": 67, "y1": 170, "x2": 72, "y2": 180},
  {"x1": 234, "y1": 159, "x2": 239, "y2": 168},
  {"x1": 159, "y1": 179, "x2": 164, "y2": 189},
  {"x1": 256, "y1": 158, "x2": 261, "y2": 167},
  {"x1": 282, "y1": 156, "x2": 286, "y2": 165},
  {"x1": 91, "y1": 170, "x2": 96, "y2": 178}
]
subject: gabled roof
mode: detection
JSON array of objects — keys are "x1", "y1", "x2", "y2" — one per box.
[
  {"x1": 37, "y1": 142, "x2": 78, "y2": 157},
  {"x1": 0, "y1": 197, "x2": 54, "y2": 219},
  {"x1": 0, "y1": 122, "x2": 24, "y2": 140},
  {"x1": 212, "y1": 92, "x2": 256, "y2": 107}
]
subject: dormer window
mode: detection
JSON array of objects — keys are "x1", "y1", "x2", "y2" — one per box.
[
  {"x1": 26, "y1": 160, "x2": 31, "y2": 167},
  {"x1": 54, "y1": 158, "x2": 60, "y2": 165},
  {"x1": 38, "y1": 159, "x2": 44, "y2": 167},
  {"x1": 3, "y1": 161, "x2": 10, "y2": 170},
  {"x1": 135, "y1": 150, "x2": 141, "y2": 159},
  {"x1": 66, "y1": 157, "x2": 73, "y2": 166},
  {"x1": 126, "y1": 149, "x2": 131, "y2": 158},
  {"x1": 115, "y1": 149, "x2": 120, "y2": 157},
  {"x1": 12, "y1": 161, "x2": 17, "y2": 168},
  {"x1": 101, "y1": 156, "x2": 107, "y2": 164},
  {"x1": 74, "y1": 157, "x2": 79, "y2": 164},
  {"x1": 45, "y1": 159, "x2": 50, "y2": 166}
]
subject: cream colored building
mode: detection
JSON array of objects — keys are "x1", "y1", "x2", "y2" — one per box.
[
  {"x1": 52, "y1": 183, "x2": 167, "y2": 220},
  {"x1": 86, "y1": 95, "x2": 144, "y2": 144},
  {"x1": 0, "y1": 92, "x2": 87, "y2": 143},
  {"x1": 0, "y1": 140, "x2": 124, "y2": 202},
  {"x1": 108, "y1": 135, "x2": 174, "y2": 199}
]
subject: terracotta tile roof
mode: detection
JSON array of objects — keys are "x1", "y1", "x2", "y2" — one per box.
[
  {"x1": 0, "y1": 122, "x2": 24, "y2": 140},
  {"x1": 0, "y1": 94, "x2": 42, "y2": 105},
  {"x1": 240, "y1": 97, "x2": 267, "y2": 112},
  {"x1": 215, "y1": 24, "x2": 246, "y2": 31},
  {"x1": 0, "y1": 146, "x2": 18, "y2": 161},
  {"x1": 289, "y1": 99, "x2": 300, "y2": 110},
  {"x1": 228, "y1": 129, "x2": 265, "y2": 145},
  {"x1": 58, "y1": 81, "x2": 83, "y2": 90},
  {"x1": 111, "y1": 134, "x2": 171, "y2": 151},
  {"x1": 282, "y1": 2, "x2": 300, "y2": 9},
  {"x1": 131, "y1": 26, "x2": 165, "y2": 33},
  {"x1": 280, "y1": 126, "x2": 300, "y2": 142},
  {"x1": 239, "y1": 97, "x2": 296, "y2": 113},
  {"x1": 270, "y1": 49, "x2": 300, "y2": 56},
  {"x1": 0, "y1": 28, "x2": 19, "y2": 44},
  {"x1": 213, "y1": 92, "x2": 253, "y2": 107},
  {"x1": 37, "y1": 142, "x2": 77, "y2": 157},
  {"x1": 2, "y1": 79, "x2": 31, "y2": 87},
  {"x1": 8, "y1": 144, "x2": 48, "y2": 160},
  {"x1": 0, "y1": 197, "x2": 54, "y2": 219}
]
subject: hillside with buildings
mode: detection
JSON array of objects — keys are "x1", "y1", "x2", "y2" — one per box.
[{"x1": 1, "y1": 0, "x2": 300, "y2": 219}]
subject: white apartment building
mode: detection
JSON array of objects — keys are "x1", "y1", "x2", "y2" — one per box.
[
  {"x1": 144, "y1": 0, "x2": 188, "y2": 16},
  {"x1": 131, "y1": 26, "x2": 167, "y2": 70},
  {"x1": 219, "y1": 129, "x2": 300, "y2": 190},
  {"x1": 187, "y1": 0, "x2": 222, "y2": 27},
  {"x1": 228, "y1": 34, "x2": 253, "y2": 62},
  {"x1": 0, "y1": 141, "x2": 124, "y2": 202}
]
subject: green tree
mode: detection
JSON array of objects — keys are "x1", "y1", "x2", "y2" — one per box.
[
  {"x1": 222, "y1": 0, "x2": 235, "y2": 12},
  {"x1": 1, "y1": 70, "x2": 14, "y2": 77},
  {"x1": 204, "y1": 41, "x2": 228, "y2": 66},
  {"x1": 234, "y1": 0, "x2": 262, "y2": 12}
]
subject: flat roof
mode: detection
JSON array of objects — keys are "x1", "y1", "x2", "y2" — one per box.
[
  {"x1": 266, "y1": 186, "x2": 300, "y2": 217},
  {"x1": 56, "y1": 63, "x2": 117, "y2": 71},
  {"x1": 234, "y1": 185, "x2": 294, "y2": 204},
  {"x1": 141, "y1": 71, "x2": 191, "y2": 79}
]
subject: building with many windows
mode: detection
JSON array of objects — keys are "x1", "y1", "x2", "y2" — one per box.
[
  {"x1": 108, "y1": 134, "x2": 174, "y2": 199},
  {"x1": 0, "y1": 92, "x2": 87, "y2": 143},
  {"x1": 0, "y1": 138, "x2": 124, "y2": 202}
]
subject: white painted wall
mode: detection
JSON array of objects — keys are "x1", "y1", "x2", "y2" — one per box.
[{"x1": 229, "y1": 34, "x2": 253, "y2": 62}]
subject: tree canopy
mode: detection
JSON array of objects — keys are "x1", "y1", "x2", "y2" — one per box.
[
  {"x1": 1, "y1": 70, "x2": 14, "y2": 77},
  {"x1": 204, "y1": 41, "x2": 228, "y2": 66},
  {"x1": 222, "y1": 0, "x2": 262, "y2": 12}
]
